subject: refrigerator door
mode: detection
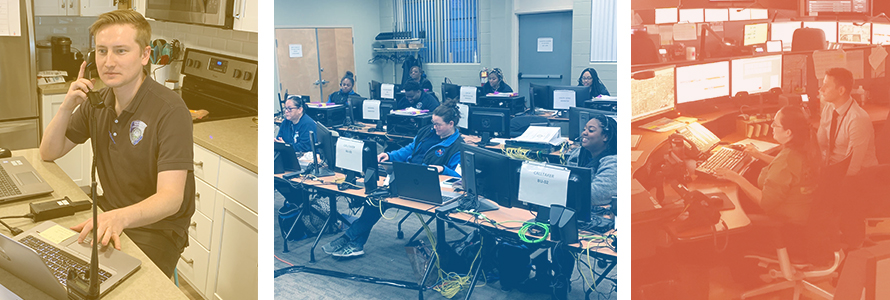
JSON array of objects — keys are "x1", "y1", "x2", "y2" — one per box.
[
  {"x1": 0, "y1": 0, "x2": 37, "y2": 121},
  {"x1": 0, "y1": 119, "x2": 39, "y2": 150}
]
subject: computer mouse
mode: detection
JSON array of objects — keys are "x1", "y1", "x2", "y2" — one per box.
[{"x1": 0, "y1": 148, "x2": 10, "y2": 158}]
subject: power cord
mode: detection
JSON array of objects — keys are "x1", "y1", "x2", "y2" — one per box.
[{"x1": 0, "y1": 214, "x2": 36, "y2": 236}]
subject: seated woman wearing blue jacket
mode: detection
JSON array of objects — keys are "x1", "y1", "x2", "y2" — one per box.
[
  {"x1": 327, "y1": 71, "x2": 360, "y2": 105},
  {"x1": 275, "y1": 95, "x2": 315, "y2": 153},
  {"x1": 324, "y1": 99, "x2": 464, "y2": 257}
]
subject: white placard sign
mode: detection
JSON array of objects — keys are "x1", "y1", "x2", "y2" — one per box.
[
  {"x1": 537, "y1": 37, "x2": 553, "y2": 52},
  {"x1": 518, "y1": 162, "x2": 570, "y2": 207},
  {"x1": 552, "y1": 89, "x2": 576, "y2": 110},
  {"x1": 363, "y1": 100, "x2": 381, "y2": 120},
  {"x1": 335, "y1": 137, "x2": 364, "y2": 172},
  {"x1": 0, "y1": 0, "x2": 22, "y2": 36},
  {"x1": 459, "y1": 86, "x2": 477, "y2": 104},
  {"x1": 457, "y1": 104, "x2": 469, "y2": 129},
  {"x1": 381, "y1": 83, "x2": 395, "y2": 99},
  {"x1": 289, "y1": 44, "x2": 302, "y2": 58}
]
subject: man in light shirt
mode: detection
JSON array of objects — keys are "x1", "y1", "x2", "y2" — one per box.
[{"x1": 816, "y1": 67, "x2": 877, "y2": 176}]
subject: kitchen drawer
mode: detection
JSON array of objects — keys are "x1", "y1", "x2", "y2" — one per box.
[
  {"x1": 217, "y1": 158, "x2": 257, "y2": 213},
  {"x1": 188, "y1": 210, "x2": 213, "y2": 249},
  {"x1": 195, "y1": 177, "x2": 217, "y2": 218},
  {"x1": 177, "y1": 236, "x2": 209, "y2": 297},
  {"x1": 193, "y1": 145, "x2": 220, "y2": 185}
]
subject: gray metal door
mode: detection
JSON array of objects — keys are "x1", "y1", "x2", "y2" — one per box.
[{"x1": 518, "y1": 11, "x2": 573, "y2": 106}]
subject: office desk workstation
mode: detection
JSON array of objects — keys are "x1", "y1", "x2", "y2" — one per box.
[
  {"x1": 0, "y1": 149, "x2": 187, "y2": 300},
  {"x1": 273, "y1": 121, "x2": 617, "y2": 299}
]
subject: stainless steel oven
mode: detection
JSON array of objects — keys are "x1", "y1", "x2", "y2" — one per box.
[
  {"x1": 145, "y1": 0, "x2": 234, "y2": 28},
  {"x1": 180, "y1": 49, "x2": 257, "y2": 122}
]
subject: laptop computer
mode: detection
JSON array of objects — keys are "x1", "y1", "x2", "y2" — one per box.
[
  {"x1": 0, "y1": 221, "x2": 141, "y2": 299},
  {"x1": 0, "y1": 157, "x2": 54, "y2": 203},
  {"x1": 392, "y1": 162, "x2": 462, "y2": 205}
]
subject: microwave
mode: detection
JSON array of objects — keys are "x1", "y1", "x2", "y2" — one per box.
[{"x1": 145, "y1": 0, "x2": 234, "y2": 28}]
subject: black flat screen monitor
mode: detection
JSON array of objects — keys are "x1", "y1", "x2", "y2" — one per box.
[
  {"x1": 274, "y1": 142, "x2": 300, "y2": 173},
  {"x1": 314, "y1": 122, "x2": 337, "y2": 167},
  {"x1": 568, "y1": 107, "x2": 614, "y2": 141},
  {"x1": 529, "y1": 83, "x2": 551, "y2": 112},
  {"x1": 442, "y1": 82, "x2": 460, "y2": 101},
  {"x1": 461, "y1": 144, "x2": 519, "y2": 208},
  {"x1": 549, "y1": 85, "x2": 591, "y2": 110},
  {"x1": 469, "y1": 107, "x2": 510, "y2": 146},
  {"x1": 334, "y1": 138, "x2": 378, "y2": 187},
  {"x1": 369, "y1": 81, "x2": 401, "y2": 100},
  {"x1": 346, "y1": 95, "x2": 366, "y2": 125}
]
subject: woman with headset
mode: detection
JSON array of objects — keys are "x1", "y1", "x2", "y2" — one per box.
[
  {"x1": 481, "y1": 68, "x2": 513, "y2": 94},
  {"x1": 577, "y1": 67, "x2": 610, "y2": 97}
]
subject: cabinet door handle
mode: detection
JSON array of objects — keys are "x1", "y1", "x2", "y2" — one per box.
[
  {"x1": 195, "y1": 192, "x2": 201, "y2": 199},
  {"x1": 69, "y1": 1, "x2": 73, "y2": 8},
  {"x1": 193, "y1": 161, "x2": 203, "y2": 167},
  {"x1": 233, "y1": 0, "x2": 242, "y2": 19},
  {"x1": 180, "y1": 255, "x2": 194, "y2": 264},
  {"x1": 190, "y1": 221, "x2": 197, "y2": 227}
]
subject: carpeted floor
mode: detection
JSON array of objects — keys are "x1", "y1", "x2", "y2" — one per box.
[{"x1": 272, "y1": 190, "x2": 618, "y2": 300}]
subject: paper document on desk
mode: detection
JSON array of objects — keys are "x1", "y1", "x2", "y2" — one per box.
[
  {"x1": 457, "y1": 104, "x2": 469, "y2": 129},
  {"x1": 335, "y1": 137, "x2": 364, "y2": 172},
  {"x1": 631, "y1": 135, "x2": 642, "y2": 148},
  {"x1": 363, "y1": 100, "x2": 381, "y2": 120},
  {"x1": 732, "y1": 139, "x2": 779, "y2": 152},
  {"x1": 638, "y1": 117, "x2": 687, "y2": 133},
  {"x1": 518, "y1": 162, "x2": 569, "y2": 207},
  {"x1": 306, "y1": 103, "x2": 342, "y2": 108},
  {"x1": 460, "y1": 86, "x2": 477, "y2": 104},
  {"x1": 512, "y1": 126, "x2": 564, "y2": 146},
  {"x1": 391, "y1": 108, "x2": 429, "y2": 116},
  {"x1": 553, "y1": 90, "x2": 577, "y2": 110},
  {"x1": 382, "y1": 83, "x2": 395, "y2": 99}
]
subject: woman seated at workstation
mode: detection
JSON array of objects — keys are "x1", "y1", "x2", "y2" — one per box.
[
  {"x1": 524, "y1": 113, "x2": 618, "y2": 299},
  {"x1": 327, "y1": 71, "x2": 360, "y2": 105},
  {"x1": 480, "y1": 68, "x2": 513, "y2": 94},
  {"x1": 396, "y1": 81, "x2": 440, "y2": 110},
  {"x1": 577, "y1": 67, "x2": 610, "y2": 97},
  {"x1": 713, "y1": 105, "x2": 821, "y2": 281},
  {"x1": 322, "y1": 99, "x2": 463, "y2": 257},
  {"x1": 275, "y1": 95, "x2": 315, "y2": 152},
  {"x1": 404, "y1": 65, "x2": 433, "y2": 92}
]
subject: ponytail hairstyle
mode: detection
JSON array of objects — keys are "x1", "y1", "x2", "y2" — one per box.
[
  {"x1": 776, "y1": 105, "x2": 821, "y2": 180},
  {"x1": 433, "y1": 98, "x2": 461, "y2": 126},
  {"x1": 286, "y1": 94, "x2": 306, "y2": 108},
  {"x1": 341, "y1": 71, "x2": 356, "y2": 86}
]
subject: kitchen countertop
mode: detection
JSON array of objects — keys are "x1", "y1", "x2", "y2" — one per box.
[
  {"x1": 192, "y1": 116, "x2": 258, "y2": 173},
  {"x1": 39, "y1": 80, "x2": 107, "y2": 95}
]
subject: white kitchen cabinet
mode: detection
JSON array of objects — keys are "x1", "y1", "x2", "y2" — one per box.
[
  {"x1": 177, "y1": 144, "x2": 256, "y2": 300},
  {"x1": 35, "y1": 0, "x2": 79, "y2": 16},
  {"x1": 79, "y1": 0, "x2": 117, "y2": 17},
  {"x1": 232, "y1": 0, "x2": 257, "y2": 33},
  {"x1": 130, "y1": 0, "x2": 146, "y2": 16},
  {"x1": 40, "y1": 93, "x2": 92, "y2": 188}
]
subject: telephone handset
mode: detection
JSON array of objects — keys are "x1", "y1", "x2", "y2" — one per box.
[
  {"x1": 84, "y1": 50, "x2": 105, "y2": 108},
  {"x1": 675, "y1": 122, "x2": 720, "y2": 155}
]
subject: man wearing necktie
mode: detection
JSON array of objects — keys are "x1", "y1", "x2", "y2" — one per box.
[{"x1": 816, "y1": 67, "x2": 877, "y2": 176}]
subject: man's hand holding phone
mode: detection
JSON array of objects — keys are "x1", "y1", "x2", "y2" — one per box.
[{"x1": 62, "y1": 61, "x2": 96, "y2": 112}]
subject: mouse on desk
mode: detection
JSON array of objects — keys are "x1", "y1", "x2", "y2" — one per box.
[{"x1": 0, "y1": 147, "x2": 10, "y2": 158}]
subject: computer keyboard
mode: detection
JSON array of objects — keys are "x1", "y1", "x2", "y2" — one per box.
[
  {"x1": 20, "y1": 235, "x2": 112, "y2": 286},
  {"x1": 0, "y1": 167, "x2": 22, "y2": 198},
  {"x1": 696, "y1": 147, "x2": 751, "y2": 176}
]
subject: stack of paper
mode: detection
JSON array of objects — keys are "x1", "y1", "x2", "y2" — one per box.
[
  {"x1": 511, "y1": 126, "x2": 565, "y2": 146},
  {"x1": 391, "y1": 107, "x2": 429, "y2": 116}
]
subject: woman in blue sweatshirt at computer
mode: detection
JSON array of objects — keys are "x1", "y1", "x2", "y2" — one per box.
[
  {"x1": 275, "y1": 95, "x2": 316, "y2": 153},
  {"x1": 327, "y1": 71, "x2": 360, "y2": 105},
  {"x1": 323, "y1": 99, "x2": 463, "y2": 258},
  {"x1": 480, "y1": 68, "x2": 513, "y2": 94}
]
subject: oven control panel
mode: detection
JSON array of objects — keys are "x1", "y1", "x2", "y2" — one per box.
[{"x1": 181, "y1": 49, "x2": 257, "y2": 91}]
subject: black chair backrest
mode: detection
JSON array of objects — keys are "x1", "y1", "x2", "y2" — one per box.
[{"x1": 792, "y1": 27, "x2": 826, "y2": 52}]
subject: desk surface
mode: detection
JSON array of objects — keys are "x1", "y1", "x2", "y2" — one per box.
[{"x1": 1, "y1": 149, "x2": 187, "y2": 300}]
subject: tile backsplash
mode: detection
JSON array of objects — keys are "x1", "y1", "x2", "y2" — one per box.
[
  {"x1": 35, "y1": 16, "x2": 97, "y2": 53},
  {"x1": 149, "y1": 20, "x2": 258, "y2": 60}
]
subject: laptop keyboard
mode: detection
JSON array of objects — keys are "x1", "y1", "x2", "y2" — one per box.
[
  {"x1": 0, "y1": 168, "x2": 22, "y2": 198},
  {"x1": 19, "y1": 235, "x2": 112, "y2": 286}
]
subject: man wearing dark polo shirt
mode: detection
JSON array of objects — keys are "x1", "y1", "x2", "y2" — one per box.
[{"x1": 39, "y1": 10, "x2": 194, "y2": 278}]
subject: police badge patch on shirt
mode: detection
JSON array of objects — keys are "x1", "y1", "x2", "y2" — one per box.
[
  {"x1": 130, "y1": 120, "x2": 147, "y2": 145},
  {"x1": 415, "y1": 102, "x2": 423, "y2": 109},
  {"x1": 436, "y1": 149, "x2": 444, "y2": 157}
]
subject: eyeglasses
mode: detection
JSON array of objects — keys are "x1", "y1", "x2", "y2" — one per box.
[
  {"x1": 582, "y1": 76, "x2": 594, "y2": 80},
  {"x1": 284, "y1": 106, "x2": 299, "y2": 112},
  {"x1": 432, "y1": 122, "x2": 448, "y2": 128}
]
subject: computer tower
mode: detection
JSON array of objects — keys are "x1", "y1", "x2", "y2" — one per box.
[
  {"x1": 305, "y1": 105, "x2": 347, "y2": 128},
  {"x1": 386, "y1": 114, "x2": 432, "y2": 136}
]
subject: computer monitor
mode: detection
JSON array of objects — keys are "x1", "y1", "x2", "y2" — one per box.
[
  {"x1": 273, "y1": 142, "x2": 300, "y2": 174},
  {"x1": 804, "y1": 21, "x2": 838, "y2": 43},
  {"x1": 874, "y1": 23, "x2": 890, "y2": 45},
  {"x1": 334, "y1": 137, "x2": 377, "y2": 189},
  {"x1": 517, "y1": 162, "x2": 592, "y2": 224},
  {"x1": 346, "y1": 95, "x2": 366, "y2": 126},
  {"x1": 362, "y1": 99, "x2": 395, "y2": 131},
  {"x1": 550, "y1": 85, "x2": 591, "y2": 110},
  {"x1": 655, "y1": 7, "x2": 678, "y2": 24},
  {"x1": 568, "y1": 107, "x2": 614, "y2": 141},
  {"x1": 743, "y1": 23, "x2": 769, "y2": 46},
  {"x1": 528, "y1": 83, "x2": 551, "y2": 112},
  {"x1": 704, "y1": 8, "x2": 728, "y2": 22},
  {"x1": 839, "y1": 22, "x2": 871, "y2": 44},
  {"x1": 631, "y1": 65, "x2": 675, "y2": 122},
  {"x1": 731, "y1": 54, "x2": 783, "y2": 96},
  {"x1": 678, "y1": 8, "x2": 704, "y2": 23},
  {"x1": 441, "y1": 82, "x2": 460, "y2": 101},
  {"x1": 676, "y1": 61, "x2": 730, "y2": 104},
  {"x1": 460, "y1": 144, "x2": 519, "y2": 208},
  {"x1": 369, "y1": 80, "x2": 401, "y2": 100},
  {"x1": 314, "y1": 121, "x2": 337, "y2": 171},
  {"x1": 469, "y1": 107, "x2": 510, "y2": 146},
  {"x1": 805, "y1": 0, "x2": 870, "y2": 16},
  {"x1": 771, "y1": 21, "x2": 802, "y2": 51}
]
